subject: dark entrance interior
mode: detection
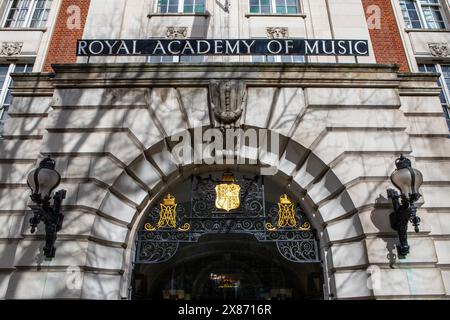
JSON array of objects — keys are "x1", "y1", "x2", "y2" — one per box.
[{"x1": 132, "y1": 234, "x2": 324, "y2": 300}]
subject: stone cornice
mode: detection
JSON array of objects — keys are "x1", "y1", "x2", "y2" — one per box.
[
  {"x1": 9, "y1": 73, "x2": 54, "y2": 96},
  {"x1": 47, "y1": 62, "x2": 402, "y2": 88},
  {"x1": 8, "y1": 63, "x2": 441, "y2": 95}
]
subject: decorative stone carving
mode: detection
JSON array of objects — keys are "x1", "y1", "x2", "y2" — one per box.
[
  {"x1": 1, "y1": 42, "x2": 23, "y2": 56},
  {"x1": 428, "y1": 42, "x2": 449, "y2": 57},
  {"x1": 266, "y1": 27, "x2": 288, "y2": 39},
  {"x1": 166, "y1": 27, "x2": 188, "y2": 39},
  {"x1": 209, "y1": 80, "x2": 247, "y2": 129}
]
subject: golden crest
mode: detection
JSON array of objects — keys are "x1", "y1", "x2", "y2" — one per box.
[
  {"x1": 145, "y1": 194, "x2": 190, "y2": 232},
  {"x1": 215, "y1": 183, "x2": 241, "y2": 212}
]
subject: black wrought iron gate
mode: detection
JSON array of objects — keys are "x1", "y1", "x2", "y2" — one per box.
[{"x1": 135, "y1": 174, "x2": 320, "y2": 264}]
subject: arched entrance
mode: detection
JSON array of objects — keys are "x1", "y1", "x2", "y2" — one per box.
[{"x1": 130, "y1": 171, "x2": 324, "y2": 300}]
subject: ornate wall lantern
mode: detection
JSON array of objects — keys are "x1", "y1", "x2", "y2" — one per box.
[
  {"x1": 26, "y1": 156, "x2": 66, "y2": 258},
  {"x1": 387, "y1": 155, "x2": 424, "y2": 256}
]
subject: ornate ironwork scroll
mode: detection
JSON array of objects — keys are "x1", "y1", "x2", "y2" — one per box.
[{"x1": 135, "y1": 174, "x2": 319, "y2": 264}]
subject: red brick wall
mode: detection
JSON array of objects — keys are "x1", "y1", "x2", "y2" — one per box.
[
  {"x1": 362, "y1": 0, "x2": 410, "y2": 72},
  {"x1": 43, "y1": 0, "x2": 91, "y2": 72}
]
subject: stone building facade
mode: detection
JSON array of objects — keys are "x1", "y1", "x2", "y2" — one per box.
[{"x1": 0, "y1": 0, "x2": 450, "y2": 300}]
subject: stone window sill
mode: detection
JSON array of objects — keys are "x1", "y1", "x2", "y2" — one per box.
[
  {"x1": 405, "y1": 28, "x2": 450, "y2": 33},
  {"x1": 245, "y1": 13, "x2": 306, "y2": 18},
  {"x1": 0, "y1": 27, "x2": 47, "y2": 32},
  {"x1": 148, "y1": 12, "x2": 210, "y2": 18}
]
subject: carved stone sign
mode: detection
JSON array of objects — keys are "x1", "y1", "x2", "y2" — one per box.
[
  {"x1": 76, "y1": 39, "x2": 369, "y2": 56},
  {"x1": 1, "y1": 42, "x2": 23, "y2": 56},
  {"x1": 429, "y1": 42, "x2": 449, "y2": 57}
]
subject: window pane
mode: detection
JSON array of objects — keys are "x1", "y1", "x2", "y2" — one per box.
[
  {"x1": 158, "y1": 0, "x2": 180, "y2": 13},
  {"x1": 30, "y1": 0, "x2": 52, "y2": 28},
  {"x1": 400, "y1": 0, "x2": 422, "y2": 28},
  {"x1": 419, "y1": 64, "x2": 450, "y2": 130},
  {"x1": 3, "y1": 0, "x2": 32, "y2": 28},
  {"x1": 422, "y1": 6, "x2": 446, "y2": 29},
  {"x1": 179, "y1": 55, "x2": 204, "y2": 63},
  {"x1": 4, "y1": 64, "x2": 33, "y2": 106}
]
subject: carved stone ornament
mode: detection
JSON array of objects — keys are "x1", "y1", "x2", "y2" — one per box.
[
  {"x1": 166, "y1": 27, "x2": 188, "y2": 39},
  {"x1": 266, "y1": 27, "x2": 288, "y2": 39},
  {"x1": 209, "y1": 80, "x2": 247, "y2": 129},
  {"x1": 1, "y1": 42, "x2": 23, "y2": 56},
  {"x1": 428, "y1": 42, "x2": 449, "y2": 57}
]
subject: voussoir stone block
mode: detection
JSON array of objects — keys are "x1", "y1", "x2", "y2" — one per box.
[
  {"x1": 177, "y1": 88, "x2": 210, "y2": 128},
  {"x1": 128, "y1": 156, "x2": 162, "y2": 191},
  {"x1": 278, "y1": 141, "x2": 308, "y2": 177},
  {"x1": 86, "y1": 242, "x2": 124, "y2": 270},
  {"x1": 326, "y1": 214, "x2": 364, "y2": 242},
  {"x1": 269, "y1": 87, "x2": 305, "y2": 137},
  {"x1": 318, "y1": 191, "x2": 356, "y2": 222},
  {"x1": 90, "y1": 215, "x2": 129, "y2": 244},
  {"x1": 245, "y1": 87, "x2": 277, "y2": 128},
  {"x1": 292, "y1": 153, "x2": 327, "y2": 189},
  {"x1": 330, "y1": 240, "x2": 368, "y2": 269},
  {"x1": 112, "y1": 172, "x2": 148, "y2": 205},
  {"x1": 123, "y1": 108, "x2": 164, "y2": 148},
  {"x1": 149, "y1": 88, "x2": 187, "y2": 137},
  {"x1": 100, "y1": 192, "x2": 137, "y2": 224}
]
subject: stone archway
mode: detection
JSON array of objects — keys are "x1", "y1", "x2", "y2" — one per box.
[{"x1": 111, "y1": 128, "x2": 367, "y2": 300}]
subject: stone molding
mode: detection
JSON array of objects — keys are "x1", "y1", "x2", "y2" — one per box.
[
  {"x1": 1, "y1": 42, "x2": 23, "y2": 56},
  {"x1": 266, "y1": 27, "x2": 288, "y2": 39},
  {"x1": 428, "y1": 42, "x2": 450, "y2": 57},
  {"x1": 166, "y1": 26, "x2": 188, "y2": 39}
]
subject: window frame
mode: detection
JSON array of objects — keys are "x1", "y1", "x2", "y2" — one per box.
[
  {"x1": 147, "y1": 55, "x2": 205, "y2": 63},
  {"x1": 400, "y1": 0, "x2": 447, "y2": 29},
  {"x1": 252, "y1": 55, "x2": 306, "y2": 63},
  {"x1": 249, "y1": 0, "x2": 301, "y2": 15},
  {"x1": 0, "y1": 62, "x2": 33, "y2": 121},
  {"x1": 418, "y1": 63, "x2": 450, "y2": 131},
  {"x1": 155, "y1": 0, "x2": 206, "y2": 14},
  {"x1": 1, "y1": 0, "x2": 52, "y2": 29}
]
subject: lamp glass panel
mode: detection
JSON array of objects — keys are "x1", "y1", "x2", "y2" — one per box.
[
  {"x1": 27, "y1": 167, "x2": 60, "y2": 197},
  {"x1": 391, "y1": 167, "x2": 413, "y2": 196}
]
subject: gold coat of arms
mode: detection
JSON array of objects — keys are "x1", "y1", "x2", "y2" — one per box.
[{"x1": 215, "y1": 183, "x2": 241, "y2": 212}]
